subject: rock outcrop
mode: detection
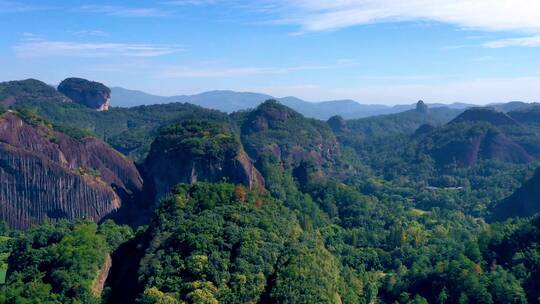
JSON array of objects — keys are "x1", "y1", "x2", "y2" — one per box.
[
  {"x1": 91, "y1": 255, "x2": 113, "y2": 297},
  {"x1": 0, "y1": 79, "x2": 70, "y2": 106},
  {"x1": 417, "y1": 107, "x2": 540, "y2": 167},
  {"x1": 416, "y1": 100, "x2": 429, "y2": 114},
  {"x1": 58, "y1": 77, "x2": 111, "y2": 111},
  {"x1": 144, "y1": 120, "x2": 264, "y2": 200},
  {"x1": 240, "y1": 100, "x2": 340, "y2": 168},
  {"x1": 0, "y1": 112, "x2": 143, "y2": 229},
  {"x1": 327, "y1": 115, "x2": 347, "y2": 133}
]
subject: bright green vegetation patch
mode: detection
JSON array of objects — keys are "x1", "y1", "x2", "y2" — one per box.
[
  {"x1": 138, "y1": 182, "x2": 365, "y2": 304},
  {"x1": 0, "y1": 236, "x2": 10, "y2": 285},
  {"x1": 0, "y1": 220, "x2": 132, "y2": 303},
  {"x1": 13, "y1": 100, "x2": 228, "y2": 161},
  {"x1": 0, "y1": 79, "x2": 67, "y2": 104}
]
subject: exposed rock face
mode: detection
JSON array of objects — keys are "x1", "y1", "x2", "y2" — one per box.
[
  {"x1": 240, "y1": 100, "x2": 340, "y2": 168},
  {"x1": 0, "y1": 112, "x2": 143, "y2": 229},
  {"x1": 490, "y1": 168, "x2": 540, "y2": 221},
  {"x1": 416, "y1": 100, "x2": 429, "y2": 113},
  {"x1": 91, "y1": 255, "x2": 112, "y2": 297},
  {"x1": 0, "y1": 79, "x2": 70, "y2": 106},
  {"x1": 417, "y1": 107, "x2": 540, "y2": 167},
  {"x1": 58, "y1": 78, "x2": 111, "y2": 111},
  {"x1": 144, "y1": 120, "x2": 264, "y2": 200},
  {"x1": 428, "y1": 124, "x2": 536, "y2": 167}
]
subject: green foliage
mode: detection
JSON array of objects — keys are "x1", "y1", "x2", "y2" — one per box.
[
  {"x1": 1, "y1": 220, "x2": 133, "y2": 304},
  {"x1": 482, "y1": 216, "x2": 540, "y2": 302},
  {"x1": 0, "y1": 79, "x2": 68, "y2": 104},
  {"x1": 58, "y1": 77, "x2": 110, "y2": 95},
  {"x1": 235, "y1": 100, "x2": 344, "y2": 172},
  {"x1": 0, "y1": 237, "x2": 9, "y2": 285},
  {"x1": 270, "y1": 236, "x2": 358, "y2": 304},
  {"x1": 98, "y1": 220, "x2": 134, "y2": 252},
  {"x1": 52, "y1": 124, "x2": 94, "y2": 141},
  {"x1": 5, "y1": 92, "x2": 540, "y2": 304},
  {"x1": 154, "y1": 120, "x2": 239, "y2": 160},
  {"x1": 137, "y1": 182, "x2": 376, "y2": 304},
  {"x1": 138, "y1": 182, "x2": 304, "y2": 304},
  {"x1": 13, "y1": 100, "x2": 228, "y2": 161}
]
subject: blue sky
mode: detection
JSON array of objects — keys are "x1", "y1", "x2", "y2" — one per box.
[{"x1": 1, "y1": 0, "x2": 540, "y2": 104}]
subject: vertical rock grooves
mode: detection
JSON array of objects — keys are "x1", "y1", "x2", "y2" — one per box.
[{"x1": 0, "y1": 113, "x2": 143, "y2": 229}]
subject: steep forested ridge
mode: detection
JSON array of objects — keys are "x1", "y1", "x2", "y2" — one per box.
[{"x1": 3, "y1": 80, "x2": 540, "y2": 303}]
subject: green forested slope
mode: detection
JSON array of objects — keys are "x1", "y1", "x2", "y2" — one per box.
[{"x1": 3, "y1": 93, "x2": 540, "y2": 303}]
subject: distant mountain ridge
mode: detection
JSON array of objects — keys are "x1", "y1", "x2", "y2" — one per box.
[{"x1": 110, "y1": 87, "x2": 477, "y2": 120}]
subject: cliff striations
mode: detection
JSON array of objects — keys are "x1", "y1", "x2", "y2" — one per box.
[{"x1": 0, "y1": 112, "x2": 143, "y2": 229}]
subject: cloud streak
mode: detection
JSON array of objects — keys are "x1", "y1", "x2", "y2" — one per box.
[
  {"x1": 13, "y1": 39, "x2": 182, "y2": 58},
  {"x1": 484, "y1": 35, "x2": 540, "y2": 48},
  {"x1": 276, "y1": 0, "x2": 540, "y2": 33},
  {"x1": 79, "y1": 5, "x2": 167, "y2": 17}
]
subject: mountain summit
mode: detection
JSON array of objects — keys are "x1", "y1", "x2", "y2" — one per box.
[
  {"x1": 58, "y1": 78, "x2": 111, "y2": 111},
  {"x1": 416, "y1": 100, "x2": 429, "y2": 113}
]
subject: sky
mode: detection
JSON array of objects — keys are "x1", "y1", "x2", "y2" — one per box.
[{"x1": 1, "y1": 0, "x2": 540, "y2": 105}]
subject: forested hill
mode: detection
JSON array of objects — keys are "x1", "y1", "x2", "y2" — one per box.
[{"x1": 3, "y1": 77, "x2": 540, "y2": 303}]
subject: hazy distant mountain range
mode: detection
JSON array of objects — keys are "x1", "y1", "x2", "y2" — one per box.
[{"x1": 111, "y1": 87, "x2": 479, "y2": 120}]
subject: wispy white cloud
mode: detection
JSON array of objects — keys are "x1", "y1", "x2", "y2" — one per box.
[
  {"x1": 69, "y1": 30, "x2": 110, "y2": 37},
  {"x1": 13, "y1": 39, "x2": 182, "y2": 58},
  {"x1": 358, "y1": 75, "x2": 436, "y2": 81},
  {"x1": 483, "y1": 35, "x2": 540, "y2": 48},
  {"x1": 162, "y1": 0, "x2": 219, "y2": 6},
  {"x1": 79, "y1": 5, "x2": 167, "y2": 17},
  {"x1": 275, "y1": 0, "x2": 540, "y2": 33}
]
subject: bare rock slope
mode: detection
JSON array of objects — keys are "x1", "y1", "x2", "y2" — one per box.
[{"x1": 0, "y1": 112, "x2": 143, "y2": 228}]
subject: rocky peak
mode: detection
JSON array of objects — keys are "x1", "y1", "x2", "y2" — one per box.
[
  {"x1": 240, "y1": 101, "x2": 341, "y2": 170},
  {"x1": 58, "y1": 77, "x2": 111, "y2": 111},
  {"x1": 144, "y1": 120, "x2": 264, "y2": 200},
  {"x1": 416, "y1": 100, "x2": 429, "y2": 113},
  {"x1": 246, "y1": 100, "x2": 300, "y2": 132},
  {"x1": 327, "y1": 115, "x2": 347, "y2": 132}
]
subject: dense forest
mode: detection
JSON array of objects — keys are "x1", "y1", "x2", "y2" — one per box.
[{"x1": 2, "y1": 79, "x2": 540, "y2": 303}]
